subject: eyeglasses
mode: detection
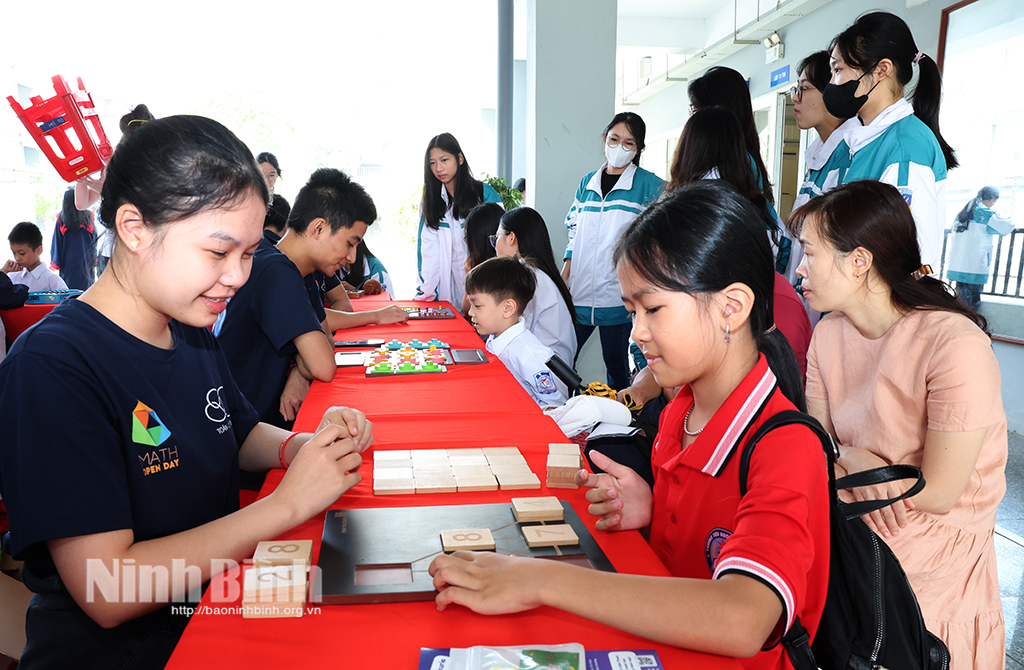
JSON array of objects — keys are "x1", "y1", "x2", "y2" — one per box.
[
  {"x1": 788, "y1": 85, "x2": 815, "y2": 102},
  {"x1": 606, "y1": 136, "x2": 637, "y2": 151},
  {"x1": 488, "y1": 233, "x2": 500, "y2": 248}
]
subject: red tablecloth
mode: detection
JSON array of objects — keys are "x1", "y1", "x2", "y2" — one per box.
[{"x1": 166, "y1": 300, "x2": 740, "y2": 669}]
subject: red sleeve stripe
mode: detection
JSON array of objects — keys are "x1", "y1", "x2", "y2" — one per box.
[
  {"x1": 702, "y1": 366, "x2": 776, "y2": 476},
  {"x1": 714, "y1": 556, "x2": 795, "y2": 632}
]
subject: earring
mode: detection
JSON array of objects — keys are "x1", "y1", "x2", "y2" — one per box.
[
  {"x1": 129, "y1": 240, "x2": 139, "y2": 250},
  {"x1": 725, "y1": 324, "x2": 731, "y2": 343},
  {"x1": 855, "y1": 275, "x2": 861, "y2": 283}
]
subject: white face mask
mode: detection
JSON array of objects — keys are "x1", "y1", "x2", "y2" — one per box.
[{"x1": 605, "y1": 142, "x2": 637, "y2": 169}]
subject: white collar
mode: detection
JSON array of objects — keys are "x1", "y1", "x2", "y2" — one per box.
[
  {"x1": 846, "y1": 98, "x2": 914, "y2": 156},
  {"x1": 805, "y1": 117, "x2": 862, "y2": 170},
  {"x1": 587, "y1": 162, "x2": 637, "y2": 195},
  {"x1": 22, "y1": 264, "x2": 46, "y2": 279},
  {"x1": 485, "y1": 317, "x2": 526, "y2": 356}
]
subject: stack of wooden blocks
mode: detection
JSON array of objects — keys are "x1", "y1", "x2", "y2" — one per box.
[
  {"x1": 372, "y1": 447, "x2": 540, "y2": 495},
  {"x1": 546, "y1": 443, "x2": 584, "y2": 489},
  {"x1": 242, "y1": 540, "x2": 313, "y2": 619}
]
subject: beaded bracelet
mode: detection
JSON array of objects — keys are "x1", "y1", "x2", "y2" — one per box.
[{"x1": 279, "y1": 432, "x2": 298, "y2": 469}]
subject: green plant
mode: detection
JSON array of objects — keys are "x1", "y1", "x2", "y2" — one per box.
[{"x1": 481, "y1": 174, "x2": 524, "y2": 211}]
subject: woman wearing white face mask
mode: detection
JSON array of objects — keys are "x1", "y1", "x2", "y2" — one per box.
[{"x1": 561, "y1": 112, "x2": 664, "y2": 390}]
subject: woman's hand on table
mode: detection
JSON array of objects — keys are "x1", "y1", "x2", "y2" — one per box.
[
  {"x1": 274, "y1": 424, "x2": 363, "y2": 521},
  {"x1": 837, "y1": 446, "x2": 915, "y2": 538},
  {"x1": 319, "y1": 406, "x2": 374, "y2": 452},
  {"x1": 429, "y1": 551, "x2": 546, "y2": 615},
  {"x1": 279, "y1": 366, "x2": 311, "y2": 422},
  {"x1": 373, "y1": 305, "x2": 410, "y2": 325},
  {"x1": 577, "y1": 451, "x2": 653, "y2": 532}
]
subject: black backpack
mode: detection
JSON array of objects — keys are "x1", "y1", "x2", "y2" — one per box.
[{"x1": 738, "y1": 410, "x2": 951, "y2": 670}]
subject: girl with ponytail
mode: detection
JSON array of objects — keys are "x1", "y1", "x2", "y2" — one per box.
[
  {"x1": 429, "y1": 182, "x2": 831, "y2": 669},
  {"x1": 827, "y1": 11, "x2": 956, "y2": 273},
  {"x1": 947, "y1": 186, "x2": 1014, "y2": 311},
  {"x1": 790, "y1": 180, "x2": 1006, "y2": 669}
]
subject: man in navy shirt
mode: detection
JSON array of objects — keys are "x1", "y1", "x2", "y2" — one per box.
[{"x1": 217, "y1": 168, "x2": 376, "y2": 428}]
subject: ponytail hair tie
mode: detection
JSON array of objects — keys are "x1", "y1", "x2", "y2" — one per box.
[
  {"x1": 913, "y1": 51, "x2": 925, "y2": 65},
  {"x1": 765, "y1": 324, "x2": 777, "y2": 335},
  {"x1": 911, "y1": 264, "x2": 932, "y2": 281}
]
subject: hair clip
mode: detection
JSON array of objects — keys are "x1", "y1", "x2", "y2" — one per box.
[
  {"x1": 126, "y1": 119, "x2": 149, "y2": 127},
  {"x1": 913, "y1": 51, "x2": 925, "y2": 65},
  {"x1": 764, "y1": 324, "x2": 777, "y2": 335},
  {"x1": 911, "y1": 264, "x2": 932, "y2": 280}
]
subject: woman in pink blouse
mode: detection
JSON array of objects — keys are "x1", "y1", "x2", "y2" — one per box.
[{"x1": 789, "y1": 180, "x2": 1007, "y2": 670}]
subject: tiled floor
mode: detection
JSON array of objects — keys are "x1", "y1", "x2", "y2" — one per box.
[{"x1": 998, "y1": 432, "x2": 1024, "y2": 666}]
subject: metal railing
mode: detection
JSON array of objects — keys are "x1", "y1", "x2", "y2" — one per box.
[{"x1": 940, "y1": 228, "x2": 1024, "y2": 299}]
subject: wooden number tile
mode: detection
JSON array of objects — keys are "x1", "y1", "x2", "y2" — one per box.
[
  {"x1": 521, "y1": 524, "x2": 579, "y2": 547},
  {"x1": 488, "y1": 462, "x2": 534, "y2": 476},
  {"x1": 482, "y1": 447, "x2": 522, "y2": 457},
  {"x1": 373, "y1": 458, "x2": 413, "y2": 469},
  {"x1": 511, "y1": 496, "x2": 564, "y2": 522},
  {"x1": 373, "y1": 450, "x2": 411, "y2": 461},
  {"x1": 455, "y1": 475, "x2": 499, "y2": 492},
  {"x1": 497, "y1": 472, "x2": 541, "y2": 490},
  {"x1": 411, "y1": 449, "x2": 448, "y2": 460},
  {"x1": 253, "y1": 540, "x2": 313, "y2": 568},
  {"x1": 445, "y1": 448, "x2": 485, "y2": 457},
  {"x1": 243, "y1": 565, "x2": 308, "y2": 603},
  {"x1": 373, "y1": 467, "x2": 414, "y2": 480},
  {"x1": 549, "y1": 443, "x2": 584, "y2": 467},
  {"x1": 373, "y1": 478, "x2": 416, "y2": 495},
  {"x1": 440, "y1": 528, "x2": 496, "y2": 552},
  {"x1": 415, "y1": 475, "x2": 457, "y2": 494},
  {"x1": 451, "y1": 464, "x2": 494, "y2": 477},
  {"x1": 449, "y1": 455, "x2": 489, "y2": 467},
  {"x1": 546, "y1": 453, "x2": 581, "y2": 489}
]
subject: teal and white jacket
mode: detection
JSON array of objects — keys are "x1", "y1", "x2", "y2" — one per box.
[
  {"x1": 564, "y1": 163, "x2": 664, "y2": 326},
  {"x1": 793, "y1": 117, "x2": 860, "y2": 210},
  {"x1": 947, "y1": 206, "x2": 1014, "y2": 285},
  {"x1": 841, "y1": 98, "x2": 947, "y2": 269},
  {"x1": 415, "y1": 182, "x2": 503, "y2": 309}
]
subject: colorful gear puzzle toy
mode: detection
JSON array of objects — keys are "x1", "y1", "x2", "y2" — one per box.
[{"x1": 397, "y1": 306, "x2": 457, "y2": 319}]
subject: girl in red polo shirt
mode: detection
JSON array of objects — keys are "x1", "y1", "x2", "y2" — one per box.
[{"x1": 430, "y1": 181, "x2": 830, "y2": 669}]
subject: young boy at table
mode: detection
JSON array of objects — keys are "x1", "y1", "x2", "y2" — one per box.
[
  {"x1": 465, "y1": 256, "x2": 568, "y2": 407},
  {"x1": 216, "y1": 168, "x2": 375, "y2": 429},
  {"x1": 3, "y1": 222, "x2": 69, "y2": 292}
]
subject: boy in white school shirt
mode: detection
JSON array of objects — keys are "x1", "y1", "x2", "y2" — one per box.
[
  {"x1": 465, "y1": 256, "x2": 568, "y2": 408},
  {"x1": 4, "y1": 222, "x2": 69, "y2": 292}
]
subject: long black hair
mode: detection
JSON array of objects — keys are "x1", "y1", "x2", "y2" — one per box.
[
  {"x1": 666, "y1": 107, "x2": 778, "y2": 242},
  {"x1": 614, "y1": 181, "x2": 805, "y2": 410},
  {"x1": 100, "y1": 115, "x2": 269, "y2": 243},
  {"x1": 420, "y1": 133, "x2": 484, "y2": 230},
  {"x1": 59, "y1": 187, "x2": 92, "y2": 231},
  {"x1": 464, "y1": 202, "x2": 503, "y2": 269},
  {"x1": 788, "y1": 180, "x2": 986, "y2": 332},
  {"x1": 954, "y1": 186, "x2": 1000, "y2": 233},
  {"x1": 688, "y1": 67, "x2": 774, "y2": 206},
  {"x1": 831, "y1": 11, "x2": 958, "y2": 170},
  {"x1": 498, "y1": 207, "x2": 575, "y2": 322},
  {"x1": 343, "y1": 240, "x2": 378, "y2": 287},
  {"x1": 603, "y1": 112, "x2": 647, "y2": 167}
]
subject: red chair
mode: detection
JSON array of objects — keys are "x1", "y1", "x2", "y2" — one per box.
[{"x1": 0, "y1": 304, "x2": 58, "y2": 343}]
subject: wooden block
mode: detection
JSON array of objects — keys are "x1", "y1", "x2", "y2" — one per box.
[
  {"x1": 415, "y1": 476, "x2": 457, "y2": 494},
  {"x1": 446, "y1": 448, "x2": 484, "y2": 457},
  {"x1": 546, "y1": 453, "x2": 581, "y2": 489},
  {"x1": 455, "y1": 475, "x2": 498, "y2": 492},
  {"x1": 488, "y1": 462, "x2": 534, "y2": 476},
  {"x1": 373, "y1": 458, "x2": 413, "y2": 469},
  {"x1": 451, "y1": 465, "x2": 494, "y2": 477},
  {"x1": 486, "y1": 454, "x2": 528, "y2": 465},
  {"x1": 411, "y1": 466, "x2": 453, "y2": 477},
  {"x1": 242, "y1": 601, "x2": 305, "y2": 618},
  {"x1": 547, "y1": 453, "x2": 581, "y2": 470},
  {"x1": 449, "y1": 455, "x2": 489, "y2": 466},
  {"x1": 253, "y1": 540, "x2": 313, "y2": 568},
  {"x1": 482, "y1": 446, "x2": 522, "y2": 457},
  {"x1": 411, "y1": 449, "x2": 448, "y2": 460},
  {"x1": 243, "y1": 565, "x2": 308, "y2": 603},
  {"x1": 497, "y1": 472, "x2": 541, "y2": 490},
  {"x1": 546, "y1": 480, "x2": 580, "y2": 489},
  {"x1": 511, "y1": 496, "x2": 564, "y2": 522},
  {"x1": 521, "y1": 524, "x2": 579, "y2": 547},
  {"x1": 373, "y1": 450, "x2": 411, "y2": 461},
  {"x1": 549, "y1": 443, "x2": 584, "y2": 467},
  {"x1": 373, "y1": 467, "x2": 413, "y2": 480},
  {"x1": 440, "y1": 528, "x2": 496, "y2": 551},
  {"x1": 373, "y1": 478, "x2": 415, "y2": 495}
]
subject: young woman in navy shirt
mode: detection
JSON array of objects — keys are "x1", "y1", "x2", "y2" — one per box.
[
  {"x1": 0, "y1": 116, "x2": 372, "y2": 668},
  {"x1": 430, "y1": 182, "x2": 829, "y2": 669}
]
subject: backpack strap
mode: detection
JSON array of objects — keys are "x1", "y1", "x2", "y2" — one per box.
[
  {"x1": 836, "y1": 465, "x2": 925, "y2": 521},
  {"x1": 738, "y1": 410, "x2": 833, "y2": 497}
]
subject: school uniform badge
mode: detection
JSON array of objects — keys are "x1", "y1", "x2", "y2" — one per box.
[
  {"x1": 898, "y1": 187, "x2": 913, "y2": 209},
  {"x1": 705, "y1": 527, "x2": 732, "y2": 573},
  {"x1": 535, "y1": 371, "x2": 557, "y2": 394}
]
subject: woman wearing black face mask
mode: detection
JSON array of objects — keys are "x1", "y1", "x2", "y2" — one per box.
[{"x1": 827, "y1": 11, "x2": 957, "y2": 273}]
